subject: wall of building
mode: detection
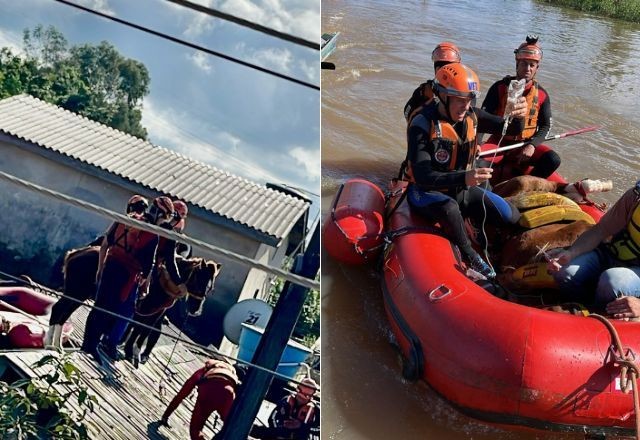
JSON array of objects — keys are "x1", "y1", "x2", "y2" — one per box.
[{"x1": 0, "y1": 140, "x2": 291, "y2": 347}]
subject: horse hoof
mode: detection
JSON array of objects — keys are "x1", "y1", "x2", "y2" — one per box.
[
  {"x1": 132, "y1": 345, "x2": 141, "y2": 368},
  {"x1": 43, "y1": 326, "x2": 55, "y2": 349}
]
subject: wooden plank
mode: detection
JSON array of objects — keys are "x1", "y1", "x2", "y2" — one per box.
[
  {"x1": 2, "y1": 347, "x2": 219, "y2": 439},
  {"x1": 0, "y1": 292, "x2": 283, "y2": 439}
]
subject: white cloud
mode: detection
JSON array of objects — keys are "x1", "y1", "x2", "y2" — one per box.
[
  {"x1": 184, "y1": 13, "x2": 216, "y2": 38},
  {"x1": 221, "y1": 0, "x2": 319, "y2": 42},
  {"x1": 236, "y1": 42, "x2": 293, "y2": 73},
  {"x1": 141, "y1": 99, "x2": 283, "y2": 185},
  {"x1": 76, "y1": 0, "x2": 114, "y2": 16},
  {"x1": 299, "y1": 58, "x2": 318, "y2": 83},
  {"x1": 289, "y1": 146, "x2": 320, "y2": 181},
  {"x1": 220, "y1": 0, "x2": 265, "y2": 23},
  {"x1": 0, "y1": 29, "x2": 23, "y2": 55},
  {"x1": 187, "y1": 51, "x2": 214, "y2": 74},
  {"x1": 162, "y1": 0, "x2": 216, "y2": 37}
]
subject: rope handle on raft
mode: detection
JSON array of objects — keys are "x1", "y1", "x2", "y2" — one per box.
[
  {"x1": 427, "y1": 284, "x2": 451, "y2": 301},
  {"x1": 589, "y1": 314, "x2": 640, "y2": 439}
]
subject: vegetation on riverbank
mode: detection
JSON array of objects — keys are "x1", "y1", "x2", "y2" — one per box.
[{"x1": 540, "y1": 0, "x2": 640, "y2": 22}]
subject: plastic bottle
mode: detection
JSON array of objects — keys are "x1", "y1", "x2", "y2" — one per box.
[
  {"x1": 502, "y1": 78, "x2": 526, "y2": 135},
  {"x1": 505, "y1": 78, "x2": 526, "y2": 117}
]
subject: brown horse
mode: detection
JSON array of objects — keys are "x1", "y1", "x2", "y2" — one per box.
[
  {"x1": 493, "y1": 175, "x2": 612, "y2": 200},
  {"x1": 46, "y1": 246, "x2": 221, "y2": 348},
  {"x1": 483, "y1": 175, "x2": 610, "y2": 297},
  {"x1": 498, "y1": 220, "x2": 593, "y2": 269},
  {"x1": 122, "y1": 257, "x2": 221, "y2": 364}
]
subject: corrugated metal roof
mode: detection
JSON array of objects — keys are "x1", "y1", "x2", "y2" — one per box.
[{"x1": 0, "y1": 94, "x2": 309, "y2": 241}]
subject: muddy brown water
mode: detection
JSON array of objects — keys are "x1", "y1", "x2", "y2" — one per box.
[{"x1": 321, "y1": 0, "x2": 640, "y2": 439}]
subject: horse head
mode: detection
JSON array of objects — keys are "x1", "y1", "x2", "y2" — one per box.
[{"x1": 179, "y1": 257, "x2": 222, "y2": 317}]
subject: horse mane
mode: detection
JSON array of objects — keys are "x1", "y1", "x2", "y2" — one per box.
[
  {"x1": 177, "y1": 256, "x2": 221, "y2": 276},
  {"x1": 206, "y1": 260, "x2": 222, "y2": 276},
  {"x1": 62, "y1": 245, "x2": 98, "y2": 278}
]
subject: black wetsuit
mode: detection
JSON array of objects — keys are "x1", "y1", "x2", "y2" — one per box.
[{"x1": 407, "y1": 102, "x2": 522, "y2": 260}]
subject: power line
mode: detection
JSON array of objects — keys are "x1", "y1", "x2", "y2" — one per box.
[
  {"x1": 164, "y1": 0, "x2": 319, "y2": 50},
  {"x1": 0, "y1": 170, "x2": 320, "y2": 291},
  {"x1": 0, "y1": 270, "x2": 314, "y2": 386},
  {"x1": 53, "y1": 0, "x2": 319, "y2": 91}
]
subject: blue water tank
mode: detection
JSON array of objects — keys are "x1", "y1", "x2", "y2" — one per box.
[{"x1": 237, "y1": 323, "x2": 312, "y2": 379}]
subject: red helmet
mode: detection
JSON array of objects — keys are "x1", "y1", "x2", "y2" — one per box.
[
  {"x1": 126, "y1": 195, "x2": 149, "y2": 214},
  {"x1": 151, "y1": 196, "x2": 174, "y2": 221},
  {"x1": 431, "y1": 42, "x2": 461, "y2": 64},
  {"x1": 173, "y1": 200, "x2": 188, "y2": 219},
  {"x1": 298, "y1": 377, "x2": 318, "y2": 392},
  {"x1": 514, "y1": 35, "x2": 543, "y2": 62},
  {"x1": 433, "y1": 63, "x2": 480, "y2": 100}
]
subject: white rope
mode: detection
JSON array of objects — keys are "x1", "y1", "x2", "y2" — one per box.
[{"x1": 0, "y1": 170, "x2": 319, "y2": 291}]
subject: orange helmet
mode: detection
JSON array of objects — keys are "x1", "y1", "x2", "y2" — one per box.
[
  {"x1": 431, "y1": 42, "x2": 461, "y2": 64},
  {"x1": 433, "y1": 63, "x2": 480, "y2": 100},
  {"x1": 514, "y1": 35, "x2": 543, "y2": 62}
]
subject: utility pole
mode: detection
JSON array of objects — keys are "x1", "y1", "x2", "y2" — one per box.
[{"x1": 215, "y1": 222, "x2": 320, "y2": 439}]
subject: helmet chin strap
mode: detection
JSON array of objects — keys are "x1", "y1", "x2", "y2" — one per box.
[{"x1": 438, "y1": 94, "x2": 455, "y2": 124}]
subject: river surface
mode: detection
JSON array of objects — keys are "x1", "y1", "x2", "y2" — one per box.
[{"x1": 321, "y1": 1, "x2": 640, "y2": 439}]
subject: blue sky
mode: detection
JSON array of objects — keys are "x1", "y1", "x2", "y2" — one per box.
[{"x1": 0, "y1": 0, "x2": 320, "y2": 210}]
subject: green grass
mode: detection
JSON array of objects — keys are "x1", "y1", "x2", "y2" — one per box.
[{"x1": 540, "y1": 0, "x2": 640, "y2": 22}]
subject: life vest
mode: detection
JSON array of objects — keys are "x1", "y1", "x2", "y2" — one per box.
[
  {"x1": 496, "y1": 76, "x2": 539, "y2": 141},
  {"x1": 285, "y1": 395, "x2": 316, "y2": 425},
  {"x1": 606, "y1": 202, "x2": 640, "y2": 261},
  {"x1": 107, "y1": 222, "x2": 158, "y2": 271},
  {"x1": 405, "y1": 80, "x2": 436, "y2": 126},
  {"x1": 202, "y1": 360, "x2": 239, "y2": 384},
  {"x1": 404, "y1": 104, "x2": 478, "y2": 185}
]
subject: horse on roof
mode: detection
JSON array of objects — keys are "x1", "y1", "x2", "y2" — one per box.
[{"x1": 45, "y1": 245, "x2": 221, "y2": 348}]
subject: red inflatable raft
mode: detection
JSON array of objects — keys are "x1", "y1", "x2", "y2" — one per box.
[
  {"x1": 324, "y1": 178, "x2": 640, "y2": 436},
  {"x1": 0, "y1": 286, "x2": 73, "y2": 348}
]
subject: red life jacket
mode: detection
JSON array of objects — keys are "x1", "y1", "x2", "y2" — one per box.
[
  {"x1": 285, "y1": 395, "x2": 316, "y2": 425},
  {"x1": 107, "y1": 222, "x2": 157, "y2": 272}
]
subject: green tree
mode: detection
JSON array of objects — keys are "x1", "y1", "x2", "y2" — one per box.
[
  {"x1": 0, "y1": 25, "x2": 150, "y2": 139},
  {"x1": 0, "y1": 352, "x2": 96, "y2": 439},
  {"x1": 268, "y1": 265, "x2": 320, "y2": 347}
]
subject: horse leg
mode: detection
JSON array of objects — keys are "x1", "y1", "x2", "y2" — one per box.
[
  {"x1": 49, "y1": 287, "x2": 93, "y2": 326},
  {"x1": 123, "y1": 313, "x2": 144, "y2": 359},
  {"x1": 124, "y1": 312, "x2": 156, "y2": 359},
  {"x1": 134, "y1": 311, "x2": 162, "y2": 350},
  {"x1": 493, "y1": 175, "x2": 560, "y2": 198},
  {"x1": 140, "y1": 312, "x2": 165, "y2": 363}
]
